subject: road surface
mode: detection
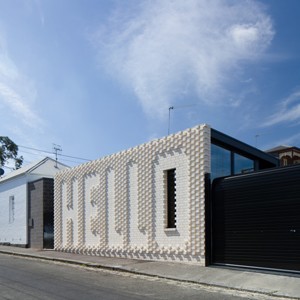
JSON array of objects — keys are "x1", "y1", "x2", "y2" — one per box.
[{"x1": 0, "y1": 254, "x2": 269, "y2": 300}]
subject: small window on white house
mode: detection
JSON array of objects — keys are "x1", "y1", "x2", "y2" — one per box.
[
  {"x1": 9, "y1": 196, "x2": 15, "y2": 223},
  {"x1": 165, "y1": 169, "x2": 176, "y2": 229}
]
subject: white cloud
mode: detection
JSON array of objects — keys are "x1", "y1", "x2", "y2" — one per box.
[
  {"x1": 229, "y1": 25, "x2": 260, "y2": 52},
  {"x1": 262, "y1": 90, "x2": 300, "y2": 127},
  {"x1": 0, "y1": 32, "x2": 43, "y2": 129},
  {"x1": 93, "y1": 0, "x2": 274, "y2": 118}
]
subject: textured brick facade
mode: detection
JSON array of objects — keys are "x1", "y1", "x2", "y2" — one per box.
[{"x1": 54, "y1": 124, "x2": 211, "y2": 264}]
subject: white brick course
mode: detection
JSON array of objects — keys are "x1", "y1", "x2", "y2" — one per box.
[{"x1": 54, "y1": 124, "x2": 211, "y2": 264}]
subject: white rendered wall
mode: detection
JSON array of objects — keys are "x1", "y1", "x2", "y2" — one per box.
[
  {"x1": 0, "y1": 158, "x2": 68, "y2": 248},
  {"x1": 54, "y1": 124, "x2": 211, "y2": 264},
  {"x1": 0, "y1": 176, "x2": 27, "y2": 245}
]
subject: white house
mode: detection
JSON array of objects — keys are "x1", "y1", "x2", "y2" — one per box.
[{"x1": 0, "y1": 157, "x2": 68, "y2": 248}]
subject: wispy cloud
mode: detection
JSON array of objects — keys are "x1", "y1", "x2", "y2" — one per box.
[
  {"x1": 275, "y1": 132, "x2": 300, "y2": 147},
  {"x1": 262, "y1": 90, "x2": 300, "y2": 127},
  {"x1": 23, "y1": 0, "x2": 45, "y2": 26},
  {"x1": 0, "y1": 83, "x2": 41, "y2": 126},
  {"x1": 0, "y1": 32, "x2": 43, "y2": 128},
  {"x1": 33, "y1": 0, "x2": 45, "y2": 27},
  {"x1": 92, "y1": 0, "x2": 274, "y2": 118}
]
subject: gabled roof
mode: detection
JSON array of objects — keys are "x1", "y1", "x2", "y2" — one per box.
[
  {"x1": 0, "y1": 157, "x2": 68, "y2": 183},
  {"x1": 266, "y1": 145, "x2": 292, "y2": 153}
]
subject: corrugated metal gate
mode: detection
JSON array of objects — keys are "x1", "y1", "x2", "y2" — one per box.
[{"x1": 210, "y1": 165, "x2": 300, "y2": 272}]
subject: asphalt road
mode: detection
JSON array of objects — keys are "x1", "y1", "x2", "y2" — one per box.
[{"x1": 0, "y1": 254, "x2": 262, "y2": 300}]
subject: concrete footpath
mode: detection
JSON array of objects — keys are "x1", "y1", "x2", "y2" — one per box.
[{"x1": 0, "y1": 245, "x2": 299, "y2": 299}]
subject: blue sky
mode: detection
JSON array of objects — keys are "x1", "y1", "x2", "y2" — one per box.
[{"x1": 1, "y1": 0, "x2": 300, "y2": 168}]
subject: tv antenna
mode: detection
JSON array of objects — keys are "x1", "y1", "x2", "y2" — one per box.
[
  {"x1": 167, "y1": 104, "x2": 196, "y2": 135},
  {"x1": 53, "y1": 144, "x2": 62, "y2": 168},
  {"x1": 255, "y1": 134, "x2": 260, "y2": 148},
  {"x1": 254, "y1": 132, "x2": 269, "y2": 148},
  {"x1": 168, "y1": 106, "x2": 174, "y2": 135}
]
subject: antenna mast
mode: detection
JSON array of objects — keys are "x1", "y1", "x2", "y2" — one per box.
[
  {"x1": 167, "y1": 104, "x2": 196, "y2": 135},
  {"x1": 168, "y1": 106, "x2": 174, "y2": 135}
]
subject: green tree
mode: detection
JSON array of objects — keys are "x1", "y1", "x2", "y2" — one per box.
[{"x1": 0, "y1": 136, "x2": 23, "y2": 170}]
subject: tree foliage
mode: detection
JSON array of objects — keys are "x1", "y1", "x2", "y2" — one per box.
[{"x1": 0, "y1": 136, "x2": 23, "y2": 170}]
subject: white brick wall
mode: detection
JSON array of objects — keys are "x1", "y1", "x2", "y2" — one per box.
[
  {"x1": 154, "y1": 149, "x2": 189, "y2": 251},
  {"x1": 54, "y1": 124, "x2": 211, "y2": 264},
  {"x1": 127, "y1": 162, "x2": 148, "y2": 248}
]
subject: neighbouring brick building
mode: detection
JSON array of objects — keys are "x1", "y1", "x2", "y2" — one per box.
[{"x1": 266, "y1": 145, "x2": 300, "y2": 166}]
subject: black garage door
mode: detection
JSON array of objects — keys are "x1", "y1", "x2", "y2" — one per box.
[{"x1": 211, "y1": 165, "x2": 300, "y2": 272}]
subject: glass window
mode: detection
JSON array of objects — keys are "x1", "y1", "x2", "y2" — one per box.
[
  {"x1": 234, "y1": 153, "x2": 254, "y2": 175},
  {"x1": 165, "y1": 168, "x2": 176, "y2": 229},
  {"x1": 9, "y1": 196, "x2": 15, "y2": 223},
  {"x1": 211, "y1": 144, "x2": 231, "y2": 180}
]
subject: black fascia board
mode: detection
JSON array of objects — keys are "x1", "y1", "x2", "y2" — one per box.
[{"x1": 211, "y1": 128, "x2": 279, "y2": 167}]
